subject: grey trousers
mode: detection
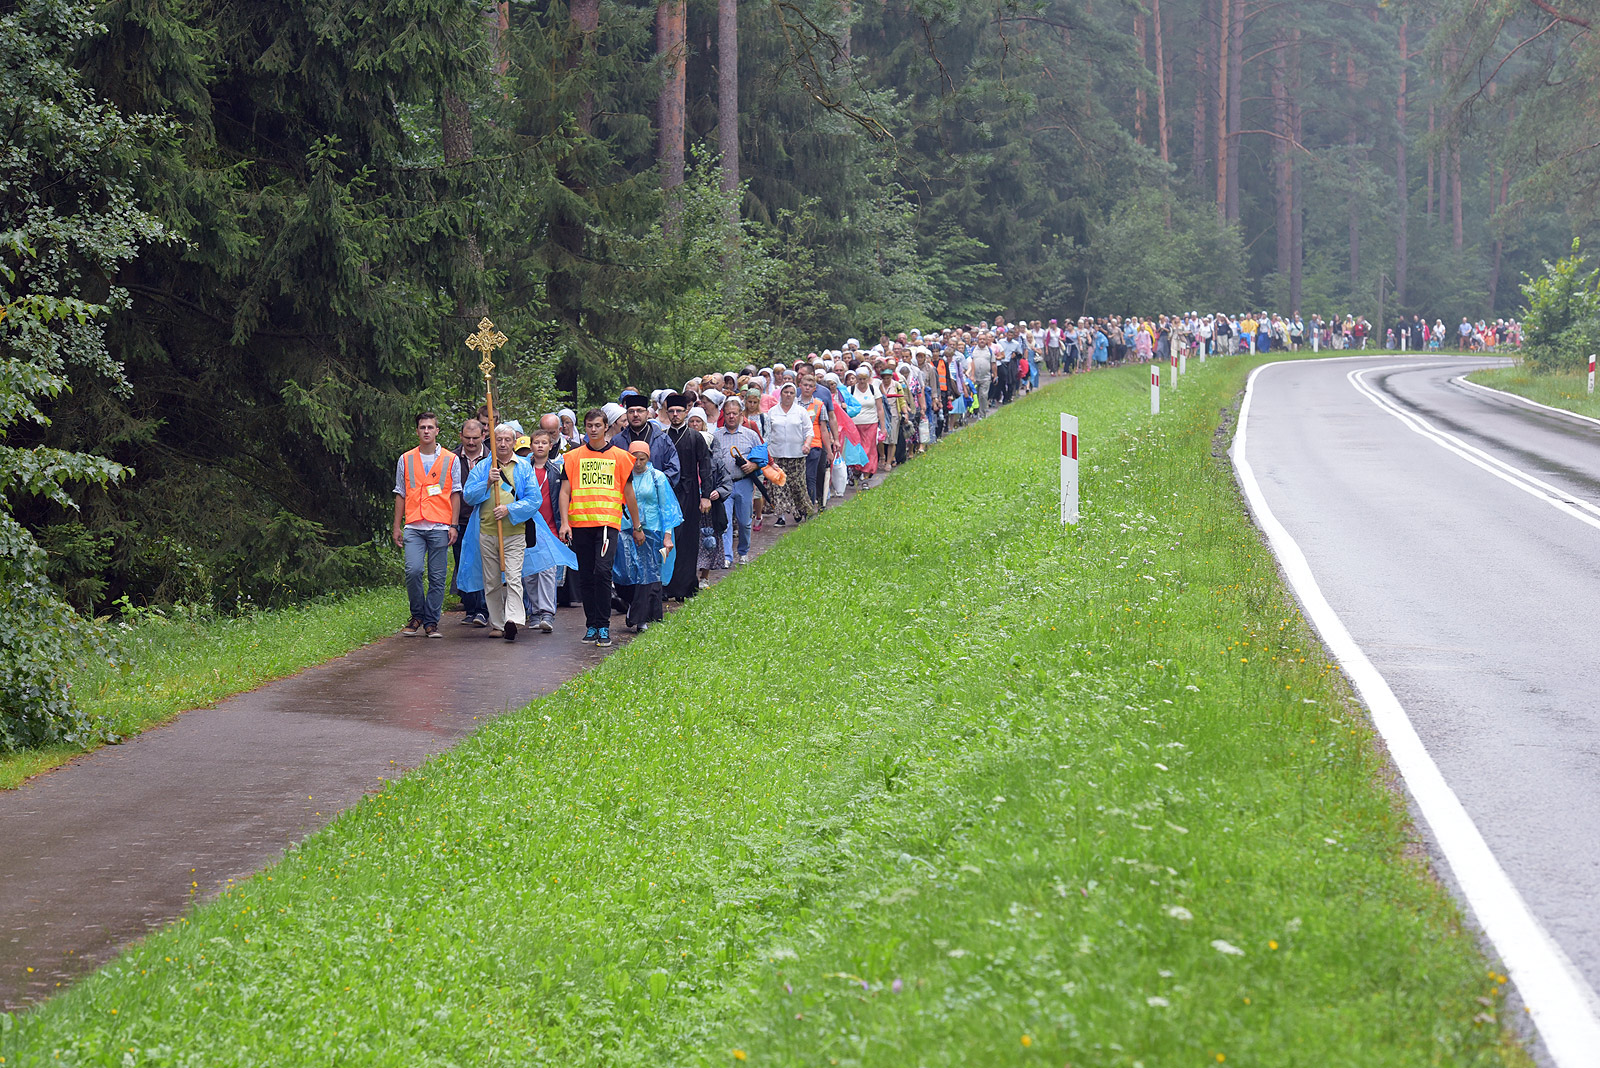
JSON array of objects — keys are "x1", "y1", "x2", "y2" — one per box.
[{"x1": 481, "y1": 528, "x2": 526, "y2": 629}]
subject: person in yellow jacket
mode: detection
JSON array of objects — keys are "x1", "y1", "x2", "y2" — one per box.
[{"x1": 559, "y1": 408, "x2": 642, "y2": 648}]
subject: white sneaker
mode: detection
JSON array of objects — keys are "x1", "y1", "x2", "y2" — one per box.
[
  {"x1": 738, "y1": 554, "x2": 749, "y2": 565},
  {"x1": 537, "y1": 618, "x2": 553, "y2": 634}
]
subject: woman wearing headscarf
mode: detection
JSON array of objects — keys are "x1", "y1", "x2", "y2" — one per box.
[
  {"x1": 613, "y1": 440, "x2": 682, "y2": 632},
  {"x1": 713, "y1": 396, "x2": 762, "y2": 563},
  {"x1": 685, "y1": 409, "x2": 732, "y2": 581},
  {"x1": 898, "y1": 360, "x2": 927, "y2": 456},
  {"x1": 878, "y1": 365, "x2": 906, "y2": 469},
  {"x1": 764, "y1": 381, "x2": 817, "y2": 525},
  {"x1": 558, "y1": 408, "x2": 580, "y2": 452},
  {"x1": 846, "y1": 365, "x2": 885, "y2": 483},
  {"x1": 741, "y1": 389, "x2": 772, "y2": 531}
]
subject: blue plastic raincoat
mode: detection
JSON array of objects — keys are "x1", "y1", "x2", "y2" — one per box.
[{"x1": 457, "y1": 455, "x2": 577, "y2": 593}]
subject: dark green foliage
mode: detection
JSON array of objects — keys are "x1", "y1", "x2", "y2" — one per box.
[
  {"x1": 1520, "y1": 241, "x2": 1600, "y2": 372},
  {"x1": 13, "y1": 0, "x2": 494, "y2": 612},
  {"x1": 0, "y1": 0, "x2": 167, "y2": 750}
]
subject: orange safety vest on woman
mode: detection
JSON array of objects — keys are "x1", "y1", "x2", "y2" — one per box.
[
  {"x1": 936, "y1": 358, "x2": 948, "y2": 392},
  {"x1": 402, "y1": 447, "x2": 459, "y2": 525},
  {"x1": 562, "y1": 443, "x2": 630, "y2": 528}
]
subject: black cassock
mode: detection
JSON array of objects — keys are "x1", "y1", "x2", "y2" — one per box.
[{"x1": 663, "y1": 423, "x2": 714, "y2": 600}]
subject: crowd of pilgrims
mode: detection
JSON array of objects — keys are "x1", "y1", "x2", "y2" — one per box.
[{"x1": 409, "y1": 309, "x2": 1518, "y2": 649}]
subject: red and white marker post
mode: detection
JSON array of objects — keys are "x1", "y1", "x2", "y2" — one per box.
[
  {"x1": 1151, "y1": 364, "x2": 1161, "y2": 415},
  {"x1": 1179, "y1": 344, "x2": 1188, "y2": 376},
  {"x1": 1059, "y1": 413, "x2": 1079, "y2": 525},
  {"x1": 1589, "y1": 353, "x2": 1595, "y2": 396},
  {"x1": 1169, "y1": 345, "x2": 1179, "y2": 388}
]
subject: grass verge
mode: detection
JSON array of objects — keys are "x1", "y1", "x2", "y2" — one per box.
[
  {"x1": 0, "y1": 587, "x2": 407, "y2": 789},
  {"x1": 0, "y1": 359, "x2": 1527, "y2": 1066},
  {"x1": 1466, "y1": 363, "x2": 1600, "y2": 420}
]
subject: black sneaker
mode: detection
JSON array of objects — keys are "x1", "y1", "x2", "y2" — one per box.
[
  {"x1": 424, "y1": 624, "x2": 442, "y2": 638},
  {"x1": 595, "y1": 627, "x2": 612, "y2": 648},
  {"x1": 582, "y1": 627, "x2": 598, "y2": 644},
  {"x1": 503, "y1": 621, "x2": 517, "y2": 642}
]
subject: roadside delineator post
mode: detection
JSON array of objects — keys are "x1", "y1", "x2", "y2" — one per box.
[
  {"x1": 1589, "y1": 353, "x2": 1595, "y2": 396},
  {"x1": 1059, "y1": 413, "x2": 1079, "y2": 526},
  {"x1": 1180, "y1": 346, "x2": 1188, "y2": 375},
  {"x1": 1169, "y1": 347, "x2": 1178, "y2": 388},
  {"x1": 1151, "y1": 364, "x2": 1160, "y2": 415}
]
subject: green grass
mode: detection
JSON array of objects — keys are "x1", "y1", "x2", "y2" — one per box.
[
  {"x1": 1467, "y1": 363, "x2": 1600, "y2": 420},
  {"x1": 0, "y1": 587, "x2": 407, "y2": 789},
  {"x1": 0, "y1": 358, "x2": 1528, "y2": 1066}
]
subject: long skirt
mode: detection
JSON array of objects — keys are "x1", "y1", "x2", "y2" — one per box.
[
  {"x1": 615, "y1": 528, "x2": 668, "y2": 626},
  {"x1": 768, "y1": 457, "x2": 815, "y2": 518}
]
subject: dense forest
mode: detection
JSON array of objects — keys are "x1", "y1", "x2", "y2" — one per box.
[{"x1": 2, "y1": 0, "x2": 1598, "y2": 739}]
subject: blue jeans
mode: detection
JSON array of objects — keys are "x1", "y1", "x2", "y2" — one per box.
[
  {"x1": 722, "y1": 479, "x2": 753, "y2": 559},
  {"x1": 805, "y1": 447, "x2": 826, "y2": 510},
  {"x1": 404, "y1": 526, "x2": 451, "y2": 626}
]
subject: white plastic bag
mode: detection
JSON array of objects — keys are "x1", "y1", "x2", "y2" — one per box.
[{"x1": 831, "y1": 457, "x2": 848, "y2": 499}]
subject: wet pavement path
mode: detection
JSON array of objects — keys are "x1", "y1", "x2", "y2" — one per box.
[{"x1": 0, "y1": 488, "x2": 865, "y2": 1010}]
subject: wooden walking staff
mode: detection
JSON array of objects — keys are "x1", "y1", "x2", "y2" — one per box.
[{"x1": 466, "y1": 317, "x2": 511, "y2": 586}]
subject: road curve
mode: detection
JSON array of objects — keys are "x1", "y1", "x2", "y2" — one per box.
[{"x1": 1237, "y1": 355, "x2": 1600, "y2": 1063}]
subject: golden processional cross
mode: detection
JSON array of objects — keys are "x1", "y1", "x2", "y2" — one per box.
[{"x1": 465, "y1": 317, "x2": 511, "y2": 585}]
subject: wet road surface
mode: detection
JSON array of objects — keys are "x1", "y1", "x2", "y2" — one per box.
[
  {"x1": 1239, "y1": 356, "x2": 1600, "y2": 1041},
  {"x1": 0, "y1": 486, "x2": 863, "y2": 1009}
]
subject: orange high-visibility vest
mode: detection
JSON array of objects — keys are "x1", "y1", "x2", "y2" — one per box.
[
  {"x1": 803, "y1": 398, "x2": 825, "y2": 450},
  {"x1": 563, "y1": 444, "x2": 629, "y2": 528},
  {"x1": 401, "y1": 447, "x2": 458, "y2": 525},
  {"x1": 936, "y1": 359, "x2": 948, "y2": 391}
]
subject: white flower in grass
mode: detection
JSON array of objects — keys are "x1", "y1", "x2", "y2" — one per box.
[
  {"x1": 1147, "y1": 996, "x2": 1170, "y2": 1007},
  {"x1": 1165, "y1": 905, "x2": 1193, "y2": 922},
  {"x1": 1211, "y1": 939, "x2": 1246, "y2": 956}
]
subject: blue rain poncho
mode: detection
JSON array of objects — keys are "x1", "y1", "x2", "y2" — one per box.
[{"x1": 457, "y1": 455, "x2": 577, "y2": 593}]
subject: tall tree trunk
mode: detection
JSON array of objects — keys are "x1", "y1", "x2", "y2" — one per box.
[
  {"x1": 1271, "y1": 34, "x2": 1292, "y2": 290},
  {"x1": 1192, "y1": 33, "x2": 1209, "y2": 184},
  {"x1": 1153, "y1": 0, "x2": 1170, "y2": 165},
  {"x1": 1450, "y1": 139, "x2": 1463, "y2": 250},
  {"x1": 572, "y1": 0, "x2": 600, "y2": 133},
  {"x1": 1489, "y1": 165, "x2": 1510, "y2": 310},
  {"x1": 840, "y1": 0, "x2": 850, "y2": 62},
  {"x1": 1289, "y1": 28, "x2": 1303, "y2": 313},
  {"x1": 1224, "y1": 0, "x2": 1243, "y2": 222},
  {"x1": 718, "y1": 0, "x2": 738, "y2": 195},
  {"x1": 1425, "y1": 102, "x2": 1434, "y2": 221},
  {"x1": 1134, "y1": 11, "x2": 1147, "y2": 146},
  {"x1": 1395, "y1": 18, "x2": 1409, "y2": 308},
  {"x1": 1347, "y1": 56, "x2": 1360, "y2": 294},
  {"x1": 1215, "y1": 0, "x2": 1230, "y2": 216},
  {"x1": 491, "y1": 2, "x2": 510, "y2": 75},
  {"x1": 657, "y1": 0, "x2": 687, "y2": 194},
  {"x1": 442, "y1": 90, "x2": 486, "y2": 320}
]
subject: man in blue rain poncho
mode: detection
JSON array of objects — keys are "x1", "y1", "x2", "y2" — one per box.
[{"x1": 460, "y1": 423, "x2": 578, "y2": 642}]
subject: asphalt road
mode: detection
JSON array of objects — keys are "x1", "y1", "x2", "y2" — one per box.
[{"x1": 1238, "y1": 354, "x2": 1600, "y2": 1053}]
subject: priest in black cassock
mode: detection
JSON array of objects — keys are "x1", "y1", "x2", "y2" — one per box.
[{"x1": 661, "y1": 393, "x2": 716, "y2": 601}]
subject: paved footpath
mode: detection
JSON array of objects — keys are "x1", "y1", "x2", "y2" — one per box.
[{"x1": 0, "y1": 490, "x2": 856, "y2": 1010}]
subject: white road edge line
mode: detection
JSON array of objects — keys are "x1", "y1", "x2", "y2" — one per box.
[
  {"x1": 1454, "y1": 372, "x2": 1600, "y2": 432},
  {"x1": 1349, "y1": 367, "x2": 1600, "y2": 530},
  {"x1": 1232, "y1": 359, "x2": 1600, "y2": 1067}
]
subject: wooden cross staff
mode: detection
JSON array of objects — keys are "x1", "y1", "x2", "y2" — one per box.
[{"x1": 466, "y1": 317, "x2": 510, "y2": 586}]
